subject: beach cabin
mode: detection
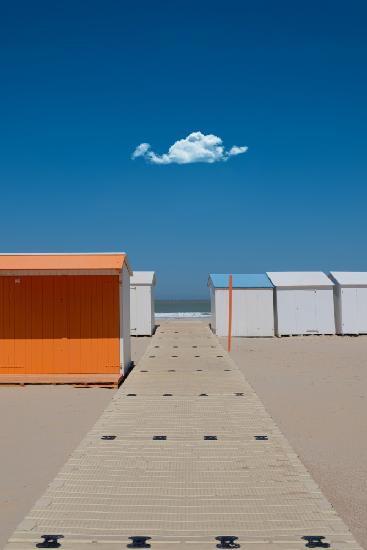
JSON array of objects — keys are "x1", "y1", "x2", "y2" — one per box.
[
  {"x1": 208, "y1": 274, "x2": 274, "y2": 337},
  {"x1": 130, "y1": 271, "x2": 156, "y2": 335},
  {"x1": 329, "y1": 272, "x2": 367, "y2": 335},
  {"x1": 0, "y1": 253, "x2": 132, "y2": 386},
  {"x1": 267, "y1": 272, "x2": 335, "y2": 336}
]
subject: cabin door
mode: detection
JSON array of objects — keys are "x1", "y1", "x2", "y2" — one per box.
[{"x1": 295, "y1": 290, "x2": 318, "y2": 334}]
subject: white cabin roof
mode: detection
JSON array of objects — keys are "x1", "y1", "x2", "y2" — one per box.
[
  {"x1": 267, "y1": 271, "x2": 333, "y2": 288},
  {"x1": 330, "y1": 272, "x2": 367, "y2": 286},
  {"x1": 130, "y1": 271, "x2": 156, "y2": 286}
]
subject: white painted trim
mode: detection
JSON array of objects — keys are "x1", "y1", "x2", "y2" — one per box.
[
  {"x1": 119, "y1": 265, "x2": 132, "y2": 374},
  {"x1": 119, "y1": 271, "x2": 124, "y2": 374}
]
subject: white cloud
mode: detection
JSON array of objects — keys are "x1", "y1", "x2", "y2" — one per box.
[
  {"x1": 131, "y1": 142, "x2": 150, "y2": 159},
  {"x1": 131, "y1": 131, "x2": 248, "y2": 165},
  {"x1": 229, "y1": 145, "x2": 248, "y2": 156}
]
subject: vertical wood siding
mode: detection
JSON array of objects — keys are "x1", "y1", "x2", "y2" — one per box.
[
  {"x1": 121, "y1": 265, "x2": 131, "y2": 371},
  {"x1": 130, "y1": 284, "x2": 154, "y2": 335},
  {"x1": 275, "y1": 288, "x2": 335, "y2": 335},
  {"x1": 0, "y1": 275, "x2": 120, "y2": 375},
  {"x1": 213, "y1": 288, "x2": 274, "y2": 337},
  {"x1": 335, "y1": 286, "x2": 367, "y2": 334}
]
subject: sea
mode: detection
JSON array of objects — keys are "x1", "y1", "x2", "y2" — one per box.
[{"x1": 155, "y1": 300, "x2": 210, "y2": 319}]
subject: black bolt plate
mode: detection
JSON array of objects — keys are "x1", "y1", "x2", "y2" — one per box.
[
  {"x1": 127, "y1": 536, "x2": 151, "y2": 548},
  {"x1": 101, "y1": 435, "x2": 116, "y2": 440},
  {"x1": 153, "y1": 435, "x2": 167, "y2": 440},
  {"x1": 255, "y1": 435, "x2": 268, "y2": 440},
  {"x1": 36, "y1": 535, "x2": 64, "y2": 548},
  {"x1": 204, "y1": 435, "x2": 218, "y2": 440},
  {"x1": 302, "y1": 536, "x2": 330, "y2": 548},
  {"x1": 216, "y1": 535, "x2": 240, "y2": 548}
]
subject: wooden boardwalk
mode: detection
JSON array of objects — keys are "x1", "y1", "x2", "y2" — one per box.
[{"x1": 4, "y1": 321, "x2": 362, "y2": 550}]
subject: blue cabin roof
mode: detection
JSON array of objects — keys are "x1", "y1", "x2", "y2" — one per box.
[{"x1": 208, "y1": 273, "x2": 273, "y2": 289}]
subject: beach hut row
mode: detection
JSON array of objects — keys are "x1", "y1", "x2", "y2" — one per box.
[
  {"x1": 208, "y1": 272, "x2": 367, "y2": 337},
  {"x1": 0, "y1": 253, "x2": 156, "y2": 386}
]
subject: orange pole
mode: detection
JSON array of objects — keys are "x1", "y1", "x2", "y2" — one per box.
[{"x1": 228, "y1": 274, "x2": 233, "y2": 352}]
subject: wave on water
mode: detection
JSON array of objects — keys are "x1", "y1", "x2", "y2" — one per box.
[{"x1": 155, "y1": 312, "x2": 210, "y2": 318}]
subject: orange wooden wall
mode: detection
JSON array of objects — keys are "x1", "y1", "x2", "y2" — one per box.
[{"x1": 0, "y1": 275, "x2": 120, "y2": 375}]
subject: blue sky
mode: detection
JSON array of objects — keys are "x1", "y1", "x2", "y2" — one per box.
[{"x1": 1, "y1": 1, "x2": 366, "y2": 298}]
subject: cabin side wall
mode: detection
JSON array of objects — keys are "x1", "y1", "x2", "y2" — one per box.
[
  {"x1": 215, "y1": 289, "x2": 228, "y2": 336},
  {"x1": 209, "y1": 286, "x2": 216, "y2": 331},
  {"x1": 231, "y1": 289, "x2": 274, "y2": 337},
  {"x1": 315, "y1": 289, "x2": 335, "y2": 333},
  {"x1": 333, "y1": 284, "x2": 343, "y2": 334},
  {"x1": 356, "y1": 287, "x2": 367, "y2": 333},
  {"x1": 120, "y1": 265, "x2": 131, "y2": 373},
  {"x1": 130, "y1": 285, "x2": 153, "y2": 336},
  {"x1": 338, "y1": 286, "x2": 367, "y2": 334},
  {"x1": 275, "y1": 287, "x2": 335, "y2": 335},
  {"x1": 151, "y1": 284, "x2": 155, "y2": 334},
  {"x1": 0, "y1": 274, "x2": 120, "y2": 375},
  {"x1": 130, "y1": 285, "x2": 138, "y2": 335},
  {"x1": 213, "y1": 288, "x2": 274, "y2": 337}
]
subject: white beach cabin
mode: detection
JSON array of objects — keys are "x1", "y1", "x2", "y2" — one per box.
[
  {"x1": 267, "y1": 272, "x2": 335, "y2": 336},
  {"x1": 130, "y1": 271, "x2": 156, "y2": 336},
  {"x1": 208, "y1": 274, "x2": 274, "y2": 337},
  {"x1": 329, "y1": 272, "x2": 367, "y2": 334}
]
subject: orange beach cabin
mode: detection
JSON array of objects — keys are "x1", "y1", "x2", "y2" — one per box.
[{"x1": 0, "y1": 253, "x2": 132, "y2": 386}]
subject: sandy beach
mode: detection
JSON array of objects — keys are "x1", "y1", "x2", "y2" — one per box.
[
  {"x1": 1, "y1": 327, "x2": 366, "y2": 549},
  {"x1": 0, "y1": 337, "x2": 150, "y2": 550},
  {"x1": 222, "y1": 334, "x2": 367, "y2": 549}
]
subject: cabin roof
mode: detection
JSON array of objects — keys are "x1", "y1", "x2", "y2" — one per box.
[
  {"x1": 208, "y1": 273, "x2": 273, "y2": 289},
  {"x1": 0, "y1": 253, "x2": 132, "y2": 274},
  {"x1": 130, "y1": 271, "x2": 156, "y2": 285},
  {"x1": 329, "y1": 272, "x2": 367, "y2": 286},
  {"x1": 267, "y1": 271, "x2": 333, "y2": 288}
]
